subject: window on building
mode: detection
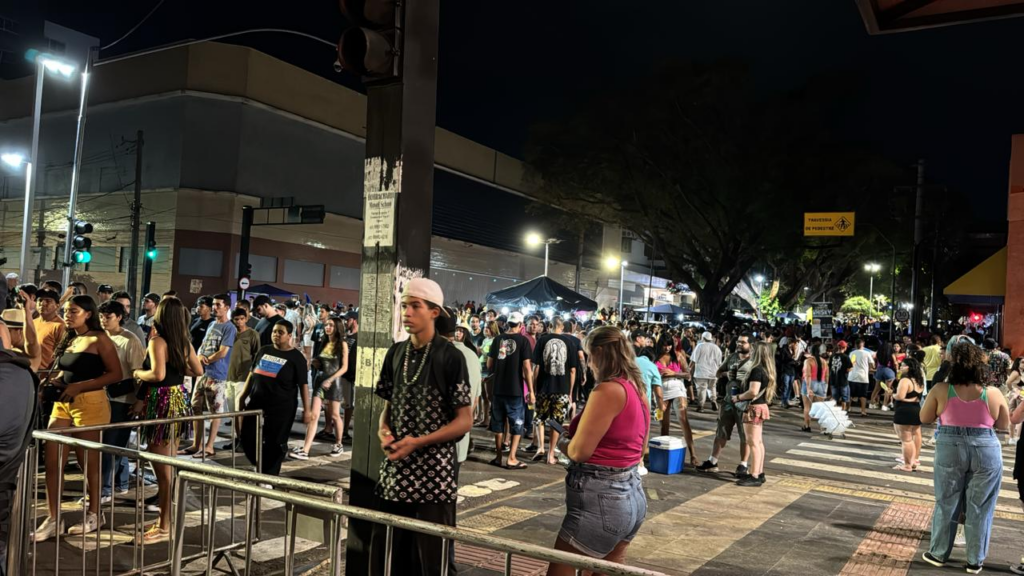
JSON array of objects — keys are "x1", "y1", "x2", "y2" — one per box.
[
  {"x1": 234, "y1": 253, "x2": 277, "y2": 282},
  {"x1": 621, "y1": 232, "x2": 633, "y2": 254},
  {"x1": 329, "y1": 266, "x2": 360, "y2": 290},
  {"x1": 284, "y1": 259, "x2": 325, "y2": 287},
  {"x1": 46, "y1": 38, "x2": 66, "y2": 54},
  {"x1": 0, "y1": 16, "x2": 20, "y2": 34},
  {"x1": 178, "y1": 248, "x2": 223, "y2": 277}
]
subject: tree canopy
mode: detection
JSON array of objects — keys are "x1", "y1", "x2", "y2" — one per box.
[{"x1": 525, "y1": 60, "x2": 911, "y2": 319}]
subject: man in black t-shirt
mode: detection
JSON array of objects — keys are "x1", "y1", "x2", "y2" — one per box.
[
  {"x1": 487, "y1": 313, "x2": 534, "y2": 470},
  {"x1": 828, "y1": 341, "x2": 853, "y2": 412},
  {"x1": 252, "y1": 295, "x2": 283, "y2": 348},
  {"x1": 531, "y1": 317, "x2": 577, "y2": 465},
  {"x1": 239, "y1": 319, "x2": 309, "y2": 476},
  {"x1": 341, "y1": 310, "x2": 359, "y2": 442},
  {"x1": 697, "y1": 332, "x2": 752, "y2": 478},
  {"x1": 189, "y1": 295, "x2": 215, "y2": 351}
]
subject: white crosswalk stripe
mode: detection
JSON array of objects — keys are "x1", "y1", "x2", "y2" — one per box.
[{"x1": 772, "y1": 433, "x2": 1020, "y2": 501}]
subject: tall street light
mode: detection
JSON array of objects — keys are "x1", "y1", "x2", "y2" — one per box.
[
  {"x1": 15, "y1": 51, "x2": 78, "y2": 281},
  {"x1": 864, "y1": 262, "x2": 881, "y2": 306},
  {"x1": 605, "y1": 255, "x2": 627, "y2": 321},
  {"x1": 525, "y1": 232, "x2": 560, "y2": 277}
]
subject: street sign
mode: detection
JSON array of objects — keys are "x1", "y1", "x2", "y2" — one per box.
[
  {"x1": 804, "y1": 212, "x2": 856, "y2": 237},
  {"x1": 238, "y1": 277, "x2": 250, "y2": 290},
  {"x1": 894, "y1": 309, "x2": 910, "y2": 323}
]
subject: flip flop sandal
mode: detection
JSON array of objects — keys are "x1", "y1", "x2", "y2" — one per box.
[
  {"x1": 532, "y1": 452, "x2": 547, "y2": 462},
  {"x1": 177, "y1": 446, "x2": 200, "y2": 456},
  {"x1": 191, "y1": 450, "x2": 215, "y2": 459},
  {"x1": 506, "y1": 461, "x2": 528, "y2": 470},
  {"x1": 487, "y1": 457, "x2": 504, "y2": 468}
]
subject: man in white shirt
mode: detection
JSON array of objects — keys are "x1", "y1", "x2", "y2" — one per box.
[
  {"x1": 689, "y1": 332, "x2": 723, "y2": 412},
  {"x1": 848, "y1": 338, "x2": 876, "y2": 417}
]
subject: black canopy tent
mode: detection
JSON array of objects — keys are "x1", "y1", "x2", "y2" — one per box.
[{"x1": 485, "y1": 276, "x2": 598, "y2": 313}]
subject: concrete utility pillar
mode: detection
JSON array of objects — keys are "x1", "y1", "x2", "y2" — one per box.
[{"x1": 1005, "y1": 135, "x2": 1024, "y2": 355}]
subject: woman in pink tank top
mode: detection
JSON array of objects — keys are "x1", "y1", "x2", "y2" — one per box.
[
  {"x1": 919, "y1": 343, "x2": 1010, "y2": 573},
  {"x1": 547, "y1": 326, "x2": 650, "y2": 575}
]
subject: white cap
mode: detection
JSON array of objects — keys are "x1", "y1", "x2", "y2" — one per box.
[
  {"x1": 702, "y1": 331, "x2": 713, "y2": 341},
  {"x1": 402, "y1": 278, "x2": 450, "y2": 317},
  {"x1": 508, "y1": 312, "x2": 524, "y2": 325},
  {"x1": 5, "y1": 272, "x2": 18, "y2": 280}
]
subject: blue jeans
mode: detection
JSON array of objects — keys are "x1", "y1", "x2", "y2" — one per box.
[
  {"x1": 928, "y1": 426, "x2": 1003, "y2": 566},
  {"x1": 101, "y1": 401, "x2": 133, "y2": 496},
  {"x1": 780, "y1": 373, "x2": 796, "y2": 405}
]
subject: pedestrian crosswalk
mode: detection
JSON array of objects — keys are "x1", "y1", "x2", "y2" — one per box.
[{"x1": 767, "y1": 418, "x2": 1020, "y2": 503}]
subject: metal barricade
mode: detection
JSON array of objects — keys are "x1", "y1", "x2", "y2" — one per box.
[
  {"x1": 8, "y1": 409, "x2": 286, "y2": 576},
  {"x1": 173, "y1": 471, "x2": 668, "y2": 576}
]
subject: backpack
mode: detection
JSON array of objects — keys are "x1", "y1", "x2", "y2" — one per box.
[{"x1": 542, "y1": 336, "x2": 568, "y2": 377}]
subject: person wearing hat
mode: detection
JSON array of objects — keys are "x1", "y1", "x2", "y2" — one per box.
[
  {"x1": 487, "y1": 311, "x2": 535, "y2": 470},
  {"x1": 96, "y1": 285, "x2": 114, "y2": 304},
  {"x1": 370, "y1": 278, "x2": 471, "y2": 575},
  {"x1": 137, "y1": 292, "x2": 160, "y2": 343},
  {"x1": 690, "y1": 331, "x2": 723, "y2": 412}
]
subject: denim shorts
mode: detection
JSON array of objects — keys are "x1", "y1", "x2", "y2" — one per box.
[
  {"x1": 559, "y1": 462, "x2": 647, "y2": 557},
  {"x1": 833, "y1": 384, "x2": 850, "y2": 403},
  {"x1": 801, "y1": 380, "x2": 828, "y2": 398},
  {"x1": 489, "y1": 395, "x2": 526, "y2": 436},
  {"x1": 875, "y1": 367, "x2": 896, "y2": 382}
]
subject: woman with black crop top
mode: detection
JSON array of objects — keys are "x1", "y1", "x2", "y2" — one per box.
[
  {"x1": 892, "y1": 357, "x2": 926, "y2": 472},
  {"x1": 131, "y1": 297, "x2": 203, "y2": 544},
  {"x1": 32, "y1": 296, "x2": 122, "y2": 542}
]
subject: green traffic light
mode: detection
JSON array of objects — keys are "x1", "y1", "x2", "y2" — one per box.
[
  {"x1": 73, "y1": 251, "x2": 92, "y2": 264},
  {"x1": 146, "y1": 248, "x2": 158, "y2": 260}
]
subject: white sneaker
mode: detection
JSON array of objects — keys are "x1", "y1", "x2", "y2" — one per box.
[
  {"x1": 68, "y1": 511, "x2": 105, "y2": 535},
  {"x1": 895, "y1": 457, "x2": 905, "y2": 464},
  {"x1": 954, "y1": 524, "x2": 966, "y2": 547},
  {"x1": 329, "y1": 444, "x2": 344, "y2": 457},
  {"x1": 638, "y1": 465, "x2": 649, "y2": 476},
  {"x1": 288, "y1": 450, "x2": 309, "y2": 461},
  {"x1": 881, "y1": 405, "x2": 890, "y2": 412},
  {"x1": 869, "y1": 403, "x2": 879, "y2": 410},
  {"x1": 257, "y1": 483, "x2": 274, "y2": 490},
  {"x1": 31, "y1": 517, "x2": 64, "y2": 542}
]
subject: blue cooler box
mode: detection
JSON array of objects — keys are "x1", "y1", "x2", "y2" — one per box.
[{"x1": 648, "y1": 436, "x2": 685, "y2": 474}]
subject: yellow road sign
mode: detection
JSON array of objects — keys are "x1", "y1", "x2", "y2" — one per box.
[{"x1": 804, "y1": 212, "x2": 855, "y2": 237}]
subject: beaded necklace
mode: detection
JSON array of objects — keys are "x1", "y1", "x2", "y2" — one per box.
[{"x1": 402, "y1": 339, "x2": 432, "y2": 386}]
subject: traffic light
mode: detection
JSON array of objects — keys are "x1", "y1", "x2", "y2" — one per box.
[
  {"x1": 145, "y1": 239, "x2": 158, "y2": 260},
  {"x1": 245, "y1": 263, "x2": 253, "y2": 278},
  {"x1": 71, "y1": 220, "x2": 92, "y2": 265},
  {"x1": 337, "y1": 0, "x2": 400, "y2": 78}
]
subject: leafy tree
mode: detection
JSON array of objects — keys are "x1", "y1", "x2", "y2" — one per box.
[
  {"x1": 840, "y1": 296, "x2": 876, "y2": 317},
  {"x1": 525, "y1": 60, "x2": 904, "y2": 320},
  {"x1": 757, "y1": 292, "x2": 783, "y2": 318}
]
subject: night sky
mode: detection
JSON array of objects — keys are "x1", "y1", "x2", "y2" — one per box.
[{"x1": 44, "y1": 0, "x2": 1024, "y2": 226}]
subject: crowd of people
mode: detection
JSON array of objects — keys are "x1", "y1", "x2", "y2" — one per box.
[
  {"x1": 2, "y1": 270, "x2": 1022, "y2": 575},
  {"x1": 0, "y1": 274, "x2": 359, "y2": 552}
]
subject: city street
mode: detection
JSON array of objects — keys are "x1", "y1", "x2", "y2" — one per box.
[{"x1": 30, "y1": 403, "x2": 1019, "y2": 576}]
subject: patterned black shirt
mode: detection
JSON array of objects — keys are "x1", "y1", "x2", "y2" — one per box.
[{"x1": 375, "y1": 336, "x2": 471, "y2": 504}]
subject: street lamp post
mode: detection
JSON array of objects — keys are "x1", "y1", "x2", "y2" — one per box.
[
  {"x1": 526, "y1": 232, "x2": 561, "y2": 277},
  {"x1": 864, "y1": 263, "x2": 881, "y2": 305},
  {"x1": 605, "y1": 256, "x2": 627, "y2": 321},
  {"x1": 13, "y1": 53, "x2": 77, "y2": 281}
]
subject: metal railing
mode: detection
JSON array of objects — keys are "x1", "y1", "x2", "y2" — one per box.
[
  {"x1": 9, "y1": 409, "x2": 279, "y2": 576},
  {"x1": 14, "y1": 417, "x2": 667, "y2": 576},
  {"x1": 174, "y1": 471, "x2": 668, "y2": 576}
]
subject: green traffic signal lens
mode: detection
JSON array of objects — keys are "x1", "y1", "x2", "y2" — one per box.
[
  {"x1": 146, "y1": 249, "x2": 158, "y2": 259},
  {"x1": 73, "y1": 251, "x2": 92, "y2": 264}
]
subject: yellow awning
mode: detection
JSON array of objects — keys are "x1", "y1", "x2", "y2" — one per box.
[{"x1": 944, "y1": 247, "x2": 1007, "y2": 298}]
